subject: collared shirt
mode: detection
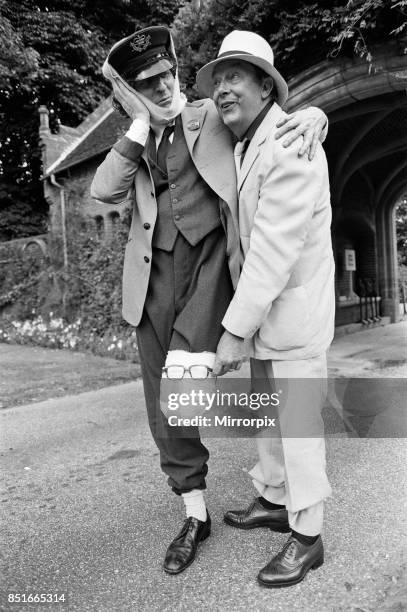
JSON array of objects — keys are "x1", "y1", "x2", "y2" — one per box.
[
  {"x1": 153, "y1": 119, "x2": 175, "y2": 148},
  {"x1": 240, "y1": 100, "x2": 275, "y2": 143},
  {"x1": 238, "y1": 100, "x2": 275, "y2": 167},
  {"x1": 124, "y1": 118, "x2": 176, "y2": 149}
]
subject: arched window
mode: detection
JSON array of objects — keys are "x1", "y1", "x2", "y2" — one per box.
[
  {"x1": 107, "y1": 211, "x2": 120, "y2": 238},
  {"x1": 95, "y1": 215, "x2": 104, "y2": 239},
  {"x1": 109, "y1": 211, "x2": 120, "y2": 225}
]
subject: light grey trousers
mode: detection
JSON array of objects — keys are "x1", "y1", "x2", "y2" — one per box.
[{"x1": 249, "y1": 354, "x2": 331, "y2": 535}]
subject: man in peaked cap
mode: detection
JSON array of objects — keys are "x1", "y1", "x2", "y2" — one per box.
[
  {"x1": 91, "y1": 25, "x2": 329, "y2": 576},
  {"x1": 197, "y1": 30, "x2": 335, "y2": 587}
]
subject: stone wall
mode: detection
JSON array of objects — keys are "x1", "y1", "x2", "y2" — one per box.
[{"x1": 44, "y1": 158, "x2": 128, "y2": 241}]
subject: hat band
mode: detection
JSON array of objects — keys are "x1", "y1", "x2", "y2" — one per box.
[{"x1": 217, "y1": 50, "x2": 255, "y2": 59}]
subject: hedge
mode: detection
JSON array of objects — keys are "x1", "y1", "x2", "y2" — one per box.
[{"x1": 0, "y1": 204, "x2": 139, "y2": 362}]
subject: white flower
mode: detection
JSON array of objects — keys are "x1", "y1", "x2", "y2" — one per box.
[{"x1": 50, "y1": 318, "x2": 63, "y2": 329}]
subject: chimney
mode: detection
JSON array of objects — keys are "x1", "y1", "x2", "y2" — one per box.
[{"x1": 39, "y1": 105, "x2": 50, "y2": 136}]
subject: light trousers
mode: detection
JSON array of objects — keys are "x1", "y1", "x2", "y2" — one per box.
[{"x1": 249, "y1": 354, "x2": 331, "y2": 536}]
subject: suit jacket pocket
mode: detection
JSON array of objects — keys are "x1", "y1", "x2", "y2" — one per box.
[{"x1": 258, "y1": 286, "x2": 310, "y2": 351}]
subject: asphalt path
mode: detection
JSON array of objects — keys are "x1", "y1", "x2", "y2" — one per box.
[{"x1": 1, "y1": 323, "x2": 407, "y2": 611}]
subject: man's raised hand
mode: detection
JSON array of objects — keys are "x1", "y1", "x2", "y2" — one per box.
[
  {"x1": 275, "y1": 107, "x2": 328, "y2": 161},
  {"x1": 112, "y1": 79, "x2": 150, "y2": 123}
]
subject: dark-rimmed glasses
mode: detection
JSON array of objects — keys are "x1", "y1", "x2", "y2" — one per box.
[{"x1": 162, "y1": 365, "x2": 213, "y2": 379}]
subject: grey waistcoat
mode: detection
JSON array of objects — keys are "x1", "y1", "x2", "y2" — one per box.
[{"x1": 151, "y1": 116, "x2": 221, "y2": 251}]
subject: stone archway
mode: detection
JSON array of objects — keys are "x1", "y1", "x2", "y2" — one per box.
[
  {"x1": 287, "y1": 43, "x2": 407, "y2": 325},
  {"x1": 377, "y1": 184, "x2": 407, "y2": 321}
]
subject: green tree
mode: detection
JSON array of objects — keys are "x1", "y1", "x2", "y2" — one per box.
[
  {"x1": 1, "y1": 0, "x2": 404, "y2": 240},
  {"x1": 0, "y1": 0, "x2": 183, "y2": 240},
  {"x1": 173, "y1": 0, "x2": 407, "y2": 96},
  {"x1": 396, "y1": 197, "x2": 407, "y2": 267}
]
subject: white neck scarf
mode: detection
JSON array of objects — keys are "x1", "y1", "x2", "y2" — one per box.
[
  {"x1": 102, "y1": 32, "x2": 187, "y2": 129},
  {"x1": 134, "y1": 75, "x2": 186, "y2": 128}
]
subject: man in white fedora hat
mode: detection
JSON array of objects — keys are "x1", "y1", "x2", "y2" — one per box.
[
  {"x1": 92, "y1": 25, "x2": 329, "y2": 576},
  {"x1": 197, "y1": 30, "x2": 335, "y2": 587}
]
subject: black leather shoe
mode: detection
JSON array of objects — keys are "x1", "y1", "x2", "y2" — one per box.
[
  {"x1": 257, "y1": 535, "x2": 324, "y2": 588},
  {"x1": 224, "y1": 498, "x2": 290, "y2": 532},
  {"x1": 163, "y1": 513, "x2": 211, "y2": 575}
]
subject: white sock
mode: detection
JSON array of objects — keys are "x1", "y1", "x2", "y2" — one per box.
[{"x1": 181, "y1": 489, "x2": 207, "y2": 521}]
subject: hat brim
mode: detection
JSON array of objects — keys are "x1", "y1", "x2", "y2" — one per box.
[
  {"x1": 130, "y1": 58, "x2": 174, "y2": 82},
  {"x1": 196, "y1": 53, "x2": 288, "y2": 106}
]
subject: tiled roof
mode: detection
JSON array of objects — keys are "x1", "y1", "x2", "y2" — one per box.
[{"x1": 50, "y1": 111, "x2": 131, "y2": 175}]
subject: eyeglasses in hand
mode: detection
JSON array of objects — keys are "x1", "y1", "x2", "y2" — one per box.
[{"x1": 162, "y1": 365, "x2": 214, "y2": 379}]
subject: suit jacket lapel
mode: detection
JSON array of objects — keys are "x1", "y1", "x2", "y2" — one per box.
[
  {"x1": 237, "y1": 103, "x2": 283, "y2": 192},
  {"x1": 142, "y1": 107, "x2": 204, "y2": 163},
  {"x1": 182, "y1": 103, "x2": 237, "y2": 213},
  {"x1": 182, "y1": 104, "x2": 206, "y2": 153},
  {"x1": 237, "y1": 139, "x2": 261, "y2": 192}
]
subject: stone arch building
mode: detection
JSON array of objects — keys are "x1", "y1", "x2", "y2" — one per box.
[
  {"x1": 287, "y1": 42, "x2": 407, "y2": 326},
  {"x1": 40, "y1": 42, "x2": 407, "y2": 329}
]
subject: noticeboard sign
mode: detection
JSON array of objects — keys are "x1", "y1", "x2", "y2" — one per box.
[{"x1": 345, "y1": 249, "x2": 356, "y2": 271}]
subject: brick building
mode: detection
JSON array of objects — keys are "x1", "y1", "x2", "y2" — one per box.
[
  {"x1": 40, "y1": 97, "x2": 131, "y2": 241},
  {"x1": 40, "y1": 43, "x2": 407, "y2": 329}
]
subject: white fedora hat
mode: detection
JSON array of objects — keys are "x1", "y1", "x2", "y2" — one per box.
[{"x1": 196, "y1": 30, "x2": 288, "y2": 105}]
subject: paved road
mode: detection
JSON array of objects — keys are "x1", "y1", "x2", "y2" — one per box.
[
  {"x1": 1, "y1": 323, "x2": 407, "y2": 611},
  {"x1": 0, "y1": 343, "x2": 138, "y2": 409}
]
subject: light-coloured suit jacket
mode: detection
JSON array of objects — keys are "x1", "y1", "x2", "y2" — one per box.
[
  {"x1": 91, "y1": 99, "x2": 240, "y2": 327},
  {"x1": 222, "y1": 103, "x2": 335, "y2": 360}
]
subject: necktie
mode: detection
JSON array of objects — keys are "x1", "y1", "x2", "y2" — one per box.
[
  {"x1": 234, "y1": 138, "x2": 250, "y2": 169},
  {"x1": 239, "y1": 138, "x2": 250, "y2": 167},
  {"x1": 156, "y1": 124, "x2": 175, "y2": 173}
]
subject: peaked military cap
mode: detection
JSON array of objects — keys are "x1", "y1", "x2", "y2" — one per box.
[{"x1": 108, "y1": 26, "x2": 175, "y2": 81}]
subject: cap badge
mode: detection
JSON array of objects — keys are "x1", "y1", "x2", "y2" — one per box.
[
  {"x1": 130, "y1": 34, "x2": 151, "y2": 53},
  {"x1": 187, "y1": 120, "x2": 200, "y2": 131}
]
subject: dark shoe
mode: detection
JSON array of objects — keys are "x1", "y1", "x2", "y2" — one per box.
[
  {"x1": 224, "y1": 498, "x2": 290, "y2": 532},
  {"x1": 163, "y1": 513, "x2": 211, "y2": 575},
  {"x1": 257, "y1": 535, "x2": 324, "y2": 588}
]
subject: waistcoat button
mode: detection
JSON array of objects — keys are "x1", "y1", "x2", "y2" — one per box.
[
  {"x1": 143, "y1": 223, "x2": 151, "y2": 230},
  {"x1": 144, "y1": 256, "x2": 150, "y2": 263}
]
